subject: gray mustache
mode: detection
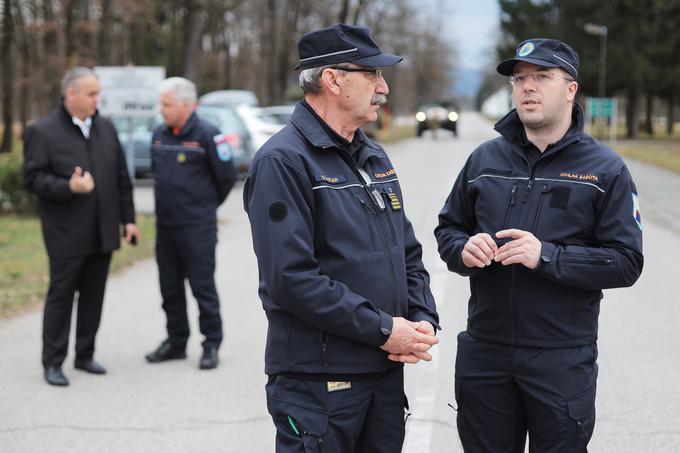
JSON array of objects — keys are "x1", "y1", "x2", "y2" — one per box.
[{"x1": 371, "y1": 95, "x2": 388, "y2": 105}]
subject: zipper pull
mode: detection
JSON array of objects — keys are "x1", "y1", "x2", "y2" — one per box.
[
  {"x1": 521, "y1": 180, "x2": 533, "y2": 203},
  {"x1": 510, "y1": 184, "x2": 518, "y2": 206}
]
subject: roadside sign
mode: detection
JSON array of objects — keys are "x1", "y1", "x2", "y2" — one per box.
[
  {"x1": 94, "y1": 66, "x2": 166, "y2": 181},
  {"x1": 588, "y1": 97, "x2": 615, "y2": 118},
  {"x1": 94, "y1": 66, "x2": 165, "y2": 118},
  {"x1": 585, "y1": 97, "x2": 618, "y2": 143}
]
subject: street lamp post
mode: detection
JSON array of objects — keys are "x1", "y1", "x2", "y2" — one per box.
[{"x1": 584, "y1": 22, "x2": 608, "y2": 98}]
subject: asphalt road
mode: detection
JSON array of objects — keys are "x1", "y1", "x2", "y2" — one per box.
[{"x1": 1, "y1": 112, "x2": 679, "y2": 452}]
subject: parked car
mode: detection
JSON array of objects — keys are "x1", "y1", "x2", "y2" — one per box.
[
  {"x1": 112, "y1": 116, "x2": 158, "y2": 177},
  {"x1": 260, "y1": 104, "x2": 295, "y2": 126},
  {"x1": 234, "y1": 104, "x2": 284, "y2": 150},
  {"x1": 196, "y1": 104, "x2": 254, "y2": 178},
  {"x1": 415, "y1": 101, "x2": 459, "y2": 137},
  {"x1": 198, "y1": 90, "x2": 259, "y2": 107}
]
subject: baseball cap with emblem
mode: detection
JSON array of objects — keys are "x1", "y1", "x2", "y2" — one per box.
[
  {"x1": 295, "y1": 23, "x2": 403, "y2": 70},
  {"x1": 497, "y1": 38, "x2": 580, "y2": 79}
]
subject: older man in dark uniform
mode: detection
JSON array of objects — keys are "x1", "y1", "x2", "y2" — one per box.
[
  {"x1": 24, "y1": 67, "x2": 138, "y2": 387},
  {"x1": 244, "y1": 24, "x2": 439, "y2": 452}
]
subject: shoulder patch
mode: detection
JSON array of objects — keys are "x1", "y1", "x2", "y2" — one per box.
[
  {"x1": 632, "y1": 193, "x2": 642, "y2": 231},
  {"x1": 213, "y1": 134, "x2": 232, "y2": 162}
]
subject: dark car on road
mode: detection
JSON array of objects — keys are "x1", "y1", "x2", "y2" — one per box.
[{"x1": 415, "y1": 101, "x2": 459, "y2": 137}]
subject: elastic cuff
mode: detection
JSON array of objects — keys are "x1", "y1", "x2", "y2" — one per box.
[{"x1": 378, "y1": 310, "x2": 394, "y2": 346}]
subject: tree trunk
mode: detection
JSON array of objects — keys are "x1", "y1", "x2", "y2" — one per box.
[
  {"x1": 1, "y1": 0, "x2": 15, "y2": 153},
  {"x1": 352, "y1": 0, "x2": 365, "y2": 24},
  {"x1": 42, "y1": 0, "x2": 61, "y2": 113},
  {"x1": 338, "y1": 0, "x2": 350, "y2": 23},
  {"x1": 668, "y1": 94, "x2": 676, "y2": 136},
  {"x1": 626, "y1": 86, "x2": 640, "y2": 139},
  {"x1": 644, "y1": 93, "x2": 653, "y2": 135},
  {"x1": 98, "y1": 0, "x2": 112, "y2": 65},
  {"x1": 13, "y1": 0, "x2": 34, "y2": 136},
  {"x1": 182, "y1": 0, "x2": 204, "y2": 80}
]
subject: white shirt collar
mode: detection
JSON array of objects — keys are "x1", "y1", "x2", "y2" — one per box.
[{"x1": 72, "y1": 116, "x2": 93, "y2": 139}]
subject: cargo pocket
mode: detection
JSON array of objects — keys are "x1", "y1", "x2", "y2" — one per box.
[
  {"x1": 565, "y1": 385, "x2": 596, "y2": 452},
  {"x1": 267, "y1": 390, "x2": 331, "y2": 452}
]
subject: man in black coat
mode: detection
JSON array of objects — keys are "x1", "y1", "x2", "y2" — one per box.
[{"x1": 24, "y1": 67, "x2": 138, "y2": 387}]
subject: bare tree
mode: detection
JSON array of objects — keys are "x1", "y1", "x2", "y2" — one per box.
[{"x1": 1, "y1": 0, "x2": 15, "y2": 153}]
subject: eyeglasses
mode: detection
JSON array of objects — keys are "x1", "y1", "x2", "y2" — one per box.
[
  {"x1": 330, "y1": 66, "x2": 383, "y2": 81},
  {"x1": 509, "y1": 72, "x2": 575, "y2": 86}
]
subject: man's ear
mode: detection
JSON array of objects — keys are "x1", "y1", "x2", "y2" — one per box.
[
  {"x1": 320, "y1": 68, "x2": 342, "y2": 95},
  {"x1": 567, "y1": 81, "x2": 578, "y2": 102}
]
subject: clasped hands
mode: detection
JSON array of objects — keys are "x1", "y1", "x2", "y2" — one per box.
[
  {"x1": 380, "y1": 318, "x2": 438, "y2": 364},
  {"x1": 462, "y1": 229, "x2": 541, "y2": 270}
]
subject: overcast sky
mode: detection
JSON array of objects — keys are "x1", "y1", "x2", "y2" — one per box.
[{"x1": 424, "y1": 0, "x2": 501, "y2": 71}]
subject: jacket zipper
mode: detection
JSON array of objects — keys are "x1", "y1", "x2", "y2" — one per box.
[
  {"x1": 500, "y1": 183, "x2": 518, "y2": 229},
  {"x1": 320, "y1": 332, "x2": 328, "y2": 367},
  {"x1": 509, "y1": 265, "x2": 516, "y2": 349},
  {"x1": 335, "y1": 148, "x2": 400, "y2": 316},
  {"x1": 529, "y1": 184, "x2": 549, "y2": 232},
  {"x1": 356, "y1": 195, "x2": 377, "y2": 250}
]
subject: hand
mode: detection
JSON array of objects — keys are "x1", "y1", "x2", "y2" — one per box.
[
  {"x1": 124, "y1": 223, "x2": 140, "y2": 245},
  {"x1": 461, "y1": 233, "x2": 498, "y2": 268},
  {"x1": 381, "y1": 318, "x2": 438, "y2": 364},
  {"x1": 69, "y1": 166, "x2": 95, "y2": 194},
  {"x1": 386, "y1": 321, "x2": 437, "y2": 364},
  {"x1": 494, "y1": 229, "x2": 541, "y2": 269}
]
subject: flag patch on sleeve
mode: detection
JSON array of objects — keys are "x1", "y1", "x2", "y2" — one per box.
[
  {"x1": 213, "y1": 134, "x2": 233, "y2": 162},
  {"x1": 632, "y1": 193, "x2": 642, "y2": 231}
]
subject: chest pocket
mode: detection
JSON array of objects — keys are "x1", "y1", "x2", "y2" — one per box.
[{"x1": 531, "y1": 178, "x2": 602, "y2": 241}]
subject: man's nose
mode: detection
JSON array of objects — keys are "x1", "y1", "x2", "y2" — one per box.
[{"x1": 375, "y1": 76, "x2": 389, "y2": 95}]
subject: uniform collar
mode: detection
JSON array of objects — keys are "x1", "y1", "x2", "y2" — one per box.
[
  {"x1": 166, "y1": 111, "x2": 198, "y2": 138},
  {"x1": 290, "y1": 101, "x2": 382, "y2": 157},
  {"x1": 494, "y1": 102, "x2": 585, "y2": 155}
]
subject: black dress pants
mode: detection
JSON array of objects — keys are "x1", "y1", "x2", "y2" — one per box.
[
  {"x1": 156, "y1": 222, "x2": 222, "y2": 349},
  {"x1": 42, "y1": 252, "x2": 112, "y2": 368}
]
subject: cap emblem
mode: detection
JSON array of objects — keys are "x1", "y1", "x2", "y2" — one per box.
[{"x1": 518, "y1": 42, "x2": 535, "y2": 57}]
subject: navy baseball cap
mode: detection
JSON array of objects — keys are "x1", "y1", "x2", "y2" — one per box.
[
  {"x1": 295, "y1": 24, "x2": 403, "y2": 70},
  {"x1": 497, "y1": 38, "x2": 580, "y2": 79}
]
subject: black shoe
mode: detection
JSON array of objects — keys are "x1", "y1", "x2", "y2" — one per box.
[
  {"x1": 145, "y1": 340, "x2": 187, "y2": 363},
  {"x1": 199, "y1": 347, "x2": 219, "y2": 370},
  {"x1": 44, "y1": 366, "x2": 69, "y2": 386},
  {"x1": 74, "y1": 359, "x2": 107, "y2": 375}
]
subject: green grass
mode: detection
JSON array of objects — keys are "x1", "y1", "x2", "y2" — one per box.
[
  {"x1": 375, "y1": 124, "x2": 416, "y2": 144},
  {"x1": 0, "y1": 214, "x2": 156, "y2": 319},
  {"x1": 613, "y1": 140, "x2": 680, "y2": 174}
]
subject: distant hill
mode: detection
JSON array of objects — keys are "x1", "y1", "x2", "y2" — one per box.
[{"x1": 452, "y1": 67, "x2": 484, "y2": 107}]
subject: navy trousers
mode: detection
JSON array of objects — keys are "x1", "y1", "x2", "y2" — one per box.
[
  {"x1": 454, "y1": 332, "x2": 597, "y2": 453},
  {"x1": 266, "y1": 366, "x2": 407, "y2": 452},
  {"x1": 156, "y1": 222, "x2": 222, "y2": 349}
]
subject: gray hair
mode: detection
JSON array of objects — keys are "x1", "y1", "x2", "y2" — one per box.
[
  {"x1": 61, "y1": 67, "x2": 98, "y2": 95},
  {"x1": 158, "y1": 77, "x2": 197, "y2": 105},
  {"x1": 299, "y1": 63, "x2": 351, "y2": 94}
]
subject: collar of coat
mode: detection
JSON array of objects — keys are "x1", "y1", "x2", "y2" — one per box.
[
  {"x1": 290, "y1": 101, "x2": 383, "y2": 158},
  {"x1": 494, "y1": 102, "x2": 586, "y2": 157}
]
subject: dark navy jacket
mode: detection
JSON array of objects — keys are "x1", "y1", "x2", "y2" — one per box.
[
  {"x1": 435, "y1": 105, "x2": 643, "y2": 348},
  {"x1": 152, "y1": 112, "x2": 236, "y2": 225},
  {"x1": 243, "y1": 102, "x2": 439, "y2": 375}
]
